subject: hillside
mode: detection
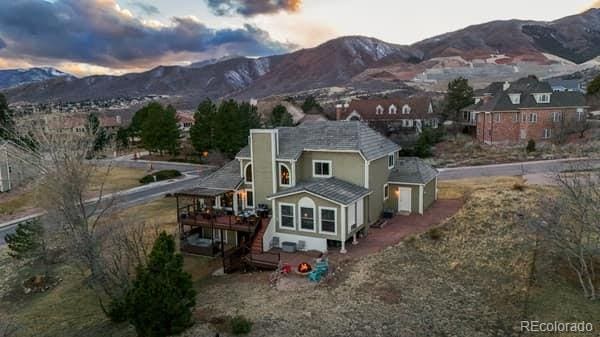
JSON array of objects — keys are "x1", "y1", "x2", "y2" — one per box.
[
  {"x1": 0, "y1": 67, "x2": 74, "y2": 90},
  {"x1": 5, "y1": 9, "x2": 600, "y2": 103}
]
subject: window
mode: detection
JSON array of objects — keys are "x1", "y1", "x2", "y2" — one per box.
[
  {"x1": 246, "y1": 190, "x2": 254, "y2": 208},
  {"x1": 494, "y1": 113, "x2": 501, "y2": 122},
  {"x1": 388, "y1": 153, "x2": 395, "y2": 169},
  {"x1": 577, "y1": 108, "x2": 585, "y2": 121},
  {"x1": 512, "y1": 113, "x2": 519, "y2": 122},
  {"x1": 389, "y1": 105, "x2": 397, "y2": 114},
  {"x1": 543, "y1": 128, "x2": 552, "y2": 139},
  {"x1": 279, "y1": 163, "x2": 291, "y2": 186},
  {"x1": 300, "y1": 207, "x2": 314, "y2": 231},
  {"x1": 552, "y1": 111, "x2": 562, "y2": 122},
  {"x1": 313, "y1": 160, "x2": 332, "y2": 178},
  {"x1": 529, "y1": 112, "x2": 538, "y2": 123},
  {"x1": 244, "y1": 163, "x2": 253, "y2": 183},
  {"x1": 320, "y1": 207, "x2": 336, "y2": 234},
  {"x1": 375, "y1": 105, "x2": 384, "y2": 115},
  {"x1": 402, "y1": 104, "x2": 411, "y2": 114},
  {"x1": 522, "y1": 112, "x2": 527, "y2": 122},
  {"x1": 463, "y1": 111, "x2": 470, "y2": 121},
  {"x1": 383, "y1": 183, "x2": 389, "y2": 200},
  {"x1": 539, "y1": 94, "x2": 550, "y2": 103},
  {"x1": 280, "y1": 204, "x2": 295, "y2": 229}
]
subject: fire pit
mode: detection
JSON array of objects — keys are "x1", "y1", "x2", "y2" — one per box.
[{"x1": 296, "y1": 262, "x2": 313, "y2": 276}]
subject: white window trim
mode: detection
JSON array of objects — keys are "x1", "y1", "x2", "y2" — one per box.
[
  {"x1": 402, "y1": 104, "x2": 411, "y2": 114},
  {"x1": 298, "y1": 197, "x2": 317, "y2": 233},
  {"x1": 529, "y1": 112, "x2": 538, "y2": 123},
  {"x1": 387, "y1": 153, "x2": 395, "y2": 169},
  {"x1": 313, "y1": 160, "x2": 333, "y2": 178},
  {"x1": 278, "y1": 163, "x2": 292, "y2": 187},
  {"x1": 243, "y1": 162, "x2": 253, "y2": 184},
  {"x1": 543, "y1": 128, "x2": 552, "y2": 139},
  {"x1": 319, "y1": 206, "x2": 337, "y2": 235},
  {"x1": 244, "y1": 189, "x2": 254, "y2": 208},
  {"x1": 279, "y1": 202, "x2": 296, "y2": 230},
  {"x1": 376, "y1": 105, "x2": 384, "y2": 115},
  {"x1": 389, "y1": 105, "x2": 397, "y2": 114},
  {"x1": 383, "y1": 183, "x2": 389, "y2": 200}
]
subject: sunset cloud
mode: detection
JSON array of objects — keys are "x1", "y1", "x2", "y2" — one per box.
[
  {"x1": 0, "y1": 0, "x2": 294, "y2": 70},
  {"x1": 206, "y1": 0, "x2": 302, "y2": 17}
]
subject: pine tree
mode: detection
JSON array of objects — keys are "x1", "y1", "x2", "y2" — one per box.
[
  {"x1": 190, "y1": 99, "x2": 217, "y2": 152},
  {"x1": 269, "y1": 104, "x2": 294, "y2": 127},
  {"x1": 124, "y1": 232, "x2": 196, "y2": 337},
  {"x1": 443, "y1": 77, "x2": 474, "y2": 122},
  {"x1": 0, "y1": 93, "x2": 15, "y2": 141},
  {"x1": 140, "y1": 103, "x2": 180, "y2": 155},
  {"x1": 5, "y1": 221, "x2": 44, "y2": 260}
]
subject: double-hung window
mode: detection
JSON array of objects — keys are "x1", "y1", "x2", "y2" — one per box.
[
  {"x1": 320, "y1": 208, "x2": 336, "y2": 234},
  {"x1": 313, "y1": 160, "x2": 332, "y2": 178},
  {"x1": 280, "y1": 204, "x2": 295, "y2": 229},
  {"x1": 300, "y1": 207, "x2": 315, "y2": 231},
  {"x1": 388, "y1": 153, "x2": 395, "y2": 169}
]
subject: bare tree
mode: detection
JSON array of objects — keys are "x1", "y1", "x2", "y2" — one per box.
[
  {"x1": 3, "y1": 118, "x2": 155, "y2": 316},
  {"x1": 531, "y1": 168, "x2": 600, "y2": 299},
  {"x1": 0, "y1": 320, "x2": 18, "y2": 337}
]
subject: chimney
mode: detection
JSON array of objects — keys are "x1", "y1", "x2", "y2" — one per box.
[
  {"x1": 335, "y1": 104, "x2": 343, "y2": 121},
  {"x1": 503, "y1": 81, "x2": 510, "y2": 91}
]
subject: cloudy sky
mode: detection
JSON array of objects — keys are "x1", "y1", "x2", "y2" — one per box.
[{"x1": 0, "y1": 0, "x2": 597, "y2": 76}]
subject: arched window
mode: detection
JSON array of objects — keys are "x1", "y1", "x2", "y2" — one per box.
[
  {"x1": 376, "y1": 105, "x2": 384, "y2": 115},
  {"x1": 389, "y1": 105, "x2": 397, "y2": 114},
  {"x1": 298, "y1": 197, "x2": 316, "y2": 232},
  {"x1": 279, "y1": 163, "x2": 291, "y2": 186},
  {"x1": 244, "y1": 163, "x2": 253, "y2": 183},
  {"x1": 402, "y1": 104, "x2": 411, "y2": 114}
]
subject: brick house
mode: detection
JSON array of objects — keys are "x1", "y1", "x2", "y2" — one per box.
[
  {"x1": 463, "y1": 77, "x2": 588, "y2": 145},
  {"x1": 335, "y1": 96, "x2": 440, "y2": 133}
]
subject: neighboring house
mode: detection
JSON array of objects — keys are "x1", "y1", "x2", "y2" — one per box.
[
  {"x1": 335, "y1": 97, "x2": 440, "y2": 133},
  {"x1": 176, "y1": 111, "x2": 195, "y2": 133},
  {"x1": 547, "y1": 78, "x2": 586, "y2": 93},
  {"x1": 0, "y1": 141, "x2": 37, "y2": 192},
  {"x1": 42, "y1": 114, "x2": 123, "y2": 134},
  {"x1": 175, "y1": 121, "x2": 438, "y2": 258},
  {"x1": 463, "y1": 77, "x2": 588, "y2": 145}
]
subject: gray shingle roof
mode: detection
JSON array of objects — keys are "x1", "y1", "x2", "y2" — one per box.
[
  {"x1": 466, "y1": 77, "x2": 587, "y2": 112},
  {"x1": 388, "y1": 157, "x2": 438, "y2": 185},
  {"x1": 267, "y1": 177, "x2": 371, "y2": 205},
  {"x1": 236, "y1": 121, "x2": 400, "y2": 161},
  {"x1": 194, "y1": 159, "x2": 243, "y2": 191}
]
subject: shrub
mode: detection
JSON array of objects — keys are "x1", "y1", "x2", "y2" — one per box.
[
  {"x1": 526, "y1": 139, "x2": 536, "y2": 153},
  {"x1": 230, "y1": 315, "x2": 253, "y2": 335},
  {"x1": 512, "y1": 183, "x2": 526, "y2": 191},
  {"x1": 427, "y1": 228, "x2": 443, "y2": 241},
  {"x1": 139, "y1": 169, "x2": 182, "y2": 184}
]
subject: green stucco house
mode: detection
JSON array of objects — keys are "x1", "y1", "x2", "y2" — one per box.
[{"x1": 178, "y1": 121, "x2": 438, "y2": 255}]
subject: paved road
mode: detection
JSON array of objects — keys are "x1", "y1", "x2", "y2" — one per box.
[
  {"x1": 92, "y1": 152, "x2": 216, "y2": 174},
  {"x1": 0, "y1": 170, "x2": 213, "y2": 246},
  {"x1": 438, "y1": 158, "x2": 600, "y2": 180}
]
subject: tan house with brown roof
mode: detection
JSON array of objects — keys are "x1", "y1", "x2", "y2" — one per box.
[{"x1": 335, "y1": 96, "x2": 440, "y2": 132}]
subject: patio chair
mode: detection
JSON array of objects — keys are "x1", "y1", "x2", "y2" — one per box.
[
  {"x1": 270, "y1": 236, "x2": 280, "y2": 249},
  {"x1": 297, "y1": 240, "x2": 306, "y2": 251}
]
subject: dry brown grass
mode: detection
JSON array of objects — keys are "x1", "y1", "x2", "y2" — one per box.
[
  {"x1": 437, "y1": 176, "x2": 524, "y2": 200},
  {"x1": 0, "y1": 187, "x2": 38, "y2": 216},
  {"x1": 87, "y1": 166, "x2": 146, "y2": 197}
]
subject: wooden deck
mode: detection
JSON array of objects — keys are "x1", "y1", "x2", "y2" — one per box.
[{"x1": 180, "y1": 214, "x2": 259, "y2": 233}]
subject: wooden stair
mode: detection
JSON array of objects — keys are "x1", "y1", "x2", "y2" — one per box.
[{"x1": 250, "y1": 219, "x2": 268, "y2": 255}]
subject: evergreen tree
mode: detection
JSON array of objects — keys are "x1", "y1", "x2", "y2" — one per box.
[
  {"x1": 301, "y1": 95, "x2": 323, "y2": 114},
  {"x1": 140, "y1": 104, "x2": 180, "y2": 155},
  {"x1": 269, "y1": 104, "x2": 294, "y2": 127},
  {"x1": 5, "y1": 221, "x2": 44, "y2": 260},
  {"x1": 0, "y1": 93, "x2": 15, "y2": 140},
  {"x1": 124, "y1": 232, "x2": 196, "y2": 337},
  {"x1": 130, "y1": 103, "x2": 159, "y2": 137},
  {"x1": 86, "y1": 114, "x2": 109, "y2": 154},
  {"x1": 443, "y1": 77, "x2": 474, "y2": 122},
  {"x1": 190, "y1": 99, "x2": 217, "y2": 152},
  {"x1": 213, "y1": 100, "x2": 242, "y2": 156},
  {"x1": 115, "y1": 127, "x2": 130, "y2": 150},
  {"x1": 587, "y1": 74, "x2": 600, "y2": 96}
]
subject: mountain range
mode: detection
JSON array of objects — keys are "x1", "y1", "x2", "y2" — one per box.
[
  {"x1": 0, "y1": 67, "x2": 74, "y2": 90},
  {"x1": 4, "y1": 9, "x2": 600, "y2": 105}
]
